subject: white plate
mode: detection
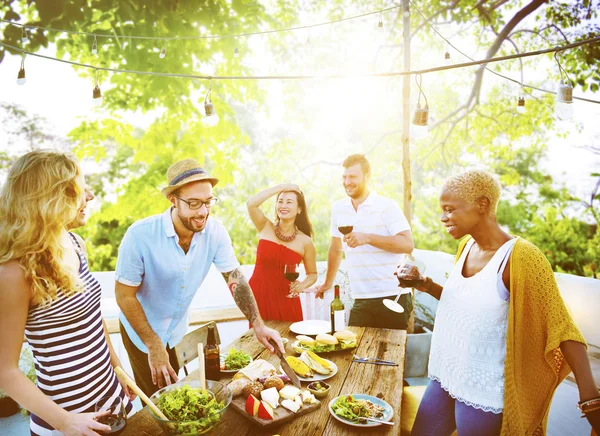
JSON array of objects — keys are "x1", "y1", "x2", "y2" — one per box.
[
  {"x1": 296, "y1": 359, "x2": 338, "y2": 382},
  {"x1": 328, "y1": 394, "x2": 394, "y2": 427},
  {"x1": 289, "y1": 320, "x2": 331, "y2": 336},
  {"x1": 219, "y1": 353, "x2": 253, "y2": 373}
]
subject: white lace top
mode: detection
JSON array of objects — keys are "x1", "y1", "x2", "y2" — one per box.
[{"x1": 428, "y1": 238, "x2": 516, "y2": 414}]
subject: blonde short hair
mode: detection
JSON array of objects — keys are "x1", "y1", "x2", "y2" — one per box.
[
  {"x1": 0, "y1": 150, "x2": 84, "y2": 307},
  {"x1": 443, "y1": 170, "x2": 501, "y2": 215}
]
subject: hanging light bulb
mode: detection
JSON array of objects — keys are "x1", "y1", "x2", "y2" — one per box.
[
  {"x1": 412, "y1": 104, "x2": 429, "y2": 138},
  {"x1": 234, "y1": 47, "x2": 239, "y2": 58},
  {"x1": 553, "y1": 51, "x2": 574, "y2": 121},
  {"x1": 444, "y1": 51, "x2": 451, "y2": 62},
  {"x1": 202, "y1": 81, "x2": 219, "y2": 127},
  {"x1": 378, "y1": 11, "x2": 383, "y2": 28},
  {"x1": 411, "y1": 74, "x2": 429, "y2": 138},
  {"x1": 159, "y1": 40, "x2": 167, "y2": 59},
  {"x1": 91, "y1": 35, "x2": 98, "y2": 55},
  {"x1": 21, "y1": 27, "x2": 30, "y2": 44},
  {"x1": 517, "y1": 96, "x2": 526, "y2": 114},
  {"x1": 16, "y1": 55, "x2": 26, "y2": 85},
  {"x1": 92, "y1": 69, "x2": 102, "y2": 106},
  {"x1": 555, "y1": 82, "x2": 573, "y2": 121}
]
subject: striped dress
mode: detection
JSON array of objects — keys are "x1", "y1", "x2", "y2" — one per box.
[{"x1": 24, "y1": 233, "x2": 131, "y2": 435}]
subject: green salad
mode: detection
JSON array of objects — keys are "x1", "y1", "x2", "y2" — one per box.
[
  {"x1": 155, "y1": 385, "x2": 224, "y2": 435},
  {"x1": 223, "y1": 348, "x2": 251, "y2": 370},
  {"x1": 332, "y1": 395, "x2": 385, "y2": 424}
]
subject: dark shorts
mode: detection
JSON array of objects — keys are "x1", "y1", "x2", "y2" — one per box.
[
  {"x1": 119, "y1": 322, "x2": 180, "y2": 397},
  {"x1": 348, "y1": 293, "x2": 413, "y2": 330}
]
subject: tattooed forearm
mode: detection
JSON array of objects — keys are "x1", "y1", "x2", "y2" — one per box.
[{"x1": 222, "y1": 268, "x2": 262, "y2": 326}]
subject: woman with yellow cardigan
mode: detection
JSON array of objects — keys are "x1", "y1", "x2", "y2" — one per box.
[{"x1": 404, "y1": 170, "x2": 599, "y2": 436}]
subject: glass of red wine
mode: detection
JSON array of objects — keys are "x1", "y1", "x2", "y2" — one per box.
[
  {"x1": 95, "y1": 396, "x2": 127, "y2": 435},
  {"x1": 337, "y1": 218, "x2": 355, "y2": 251},
  {"x1": 284, "y1": 263, "x2": 300, "y2": 299}
]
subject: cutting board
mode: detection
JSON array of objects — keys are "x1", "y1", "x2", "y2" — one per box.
[{"x1": 230, "y1": 395, "x2": 320, "y2": 427}]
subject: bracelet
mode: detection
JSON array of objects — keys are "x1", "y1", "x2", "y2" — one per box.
[{"x1": 578, "y1": 394, "x2": 600, "y2": 415}]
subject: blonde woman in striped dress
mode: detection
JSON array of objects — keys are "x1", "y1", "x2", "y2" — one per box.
[{"x1": 0, "y1": 150, "x2": 135, "y2": 435}]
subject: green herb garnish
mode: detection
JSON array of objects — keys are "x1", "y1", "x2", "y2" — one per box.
[{"x1": 223, "y1": 348, "x2": 251, "y2": 370}]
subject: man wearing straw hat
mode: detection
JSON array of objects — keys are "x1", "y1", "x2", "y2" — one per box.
[{"x1": 115, "y1": 158, "x2": 284, "y2": 396}]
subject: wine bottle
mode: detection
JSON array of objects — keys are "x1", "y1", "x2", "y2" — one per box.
[
  {"x1": 205, "y1": 324, "x2": 221, "y2": 380},
  {"x1": 330, "y1": 285, "x2": 345, "y2": 333}
]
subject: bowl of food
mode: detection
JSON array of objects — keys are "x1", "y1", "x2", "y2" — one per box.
[
  {"x1": 307, "y1": 381, "x2": 331, "y2": 399},
  {"x1": 148, "y1": 380, "x2": 232, "y2": 435}
]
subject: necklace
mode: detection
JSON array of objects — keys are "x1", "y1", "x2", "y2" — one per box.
[{"x1": 274, "y1": 224, "x2": 297, "y2": 242}]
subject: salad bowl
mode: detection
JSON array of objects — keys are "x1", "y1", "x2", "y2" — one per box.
[{"x1": 148, "y1": 380, "x2": 232, "y2": 435}]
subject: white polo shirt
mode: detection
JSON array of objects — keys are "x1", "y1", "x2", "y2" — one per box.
[{"x1": 330, "y1": 192, "x2": 411, "y2": 299}]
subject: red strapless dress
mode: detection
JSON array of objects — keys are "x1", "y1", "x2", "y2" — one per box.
[{"x1": 249, "y1": 239, "x2": 304, "y2": 323}]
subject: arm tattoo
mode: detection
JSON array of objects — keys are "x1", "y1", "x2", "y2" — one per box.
[{"x1": 222, "y1": 268, "x2": 261, "y2": 325}]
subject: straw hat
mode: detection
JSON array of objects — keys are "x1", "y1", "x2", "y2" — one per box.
[{"x1": 161, "y1": 159, "x2": 219, "y2": 198}]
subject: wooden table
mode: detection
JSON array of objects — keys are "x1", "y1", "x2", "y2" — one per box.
[{"x1": 121, "y1": 320, "x2": 407, "y2": 435}]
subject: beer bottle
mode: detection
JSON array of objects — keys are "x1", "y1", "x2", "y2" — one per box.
[{"x1": 204, "y1": 324, "x2": 221, "y2": 380}]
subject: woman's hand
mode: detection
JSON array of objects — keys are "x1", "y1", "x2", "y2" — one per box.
[
  {"x1": 117, "y1": 375, "x2": 137, "y2": 401},
  {"x1": 289, "y1": 280, "x2": 305, "y2": 298},
  {"x1": 277, "y1": 183, "x2": 301, "y2": 193},
  {"x1": 58, "y1": 410, "x2": 111, "y2": 436}
]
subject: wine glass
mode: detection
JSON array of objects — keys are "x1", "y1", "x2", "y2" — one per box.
[
  {"x1": 337, "y1": 217, "x2": 355, "y2": 250},
  {"x1": 284, "y1": 263, "x2": 300, "y2": 298},
  {"x1": 383, "y1": 256, "x2": 427, "y2": 313},
  {"x1": 95, "y1": 396, "x2": 127, "y2": 435}
]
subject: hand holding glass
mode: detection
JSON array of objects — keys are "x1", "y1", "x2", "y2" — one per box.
[
  {"x1": 383, "y1": 257, "x2": 427, "y2": 313},
  {"x1": 95, "y1": 396, "x2": 127, "y2": 435},
  {"x1": 284, "y1": 263, "x2": 300, "y2": 298}
]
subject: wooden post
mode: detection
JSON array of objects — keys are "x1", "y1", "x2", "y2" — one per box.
[{"x1": 402, "y1": 0, "x2": 415, "y2": 333}]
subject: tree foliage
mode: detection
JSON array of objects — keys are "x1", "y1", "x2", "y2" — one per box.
[{"x1": 1, "y1": 1, "x2": 599, "y2": 278}]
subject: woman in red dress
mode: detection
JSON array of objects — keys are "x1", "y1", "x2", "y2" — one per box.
[{"x1": 247, "y1": 184, "x2": 317, "y2": 322}]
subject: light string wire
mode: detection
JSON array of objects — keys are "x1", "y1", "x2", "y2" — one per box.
[
  {"x1": 0, "y1": 4, "x2": 402, "y2": 41},
  {"x1": 408, "y1": 0, "x2": 600, "y2": 104},
  {"x1": 1, "y1": 35, "x2": 599, "y2": 82}
]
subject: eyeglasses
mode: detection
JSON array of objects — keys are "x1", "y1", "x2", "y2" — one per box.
[{"x1": 174, "y1": 196, "x2": 218, "y2": 210}]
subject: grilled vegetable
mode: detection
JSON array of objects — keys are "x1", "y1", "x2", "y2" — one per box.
[{"x1": 285, "y1": 356, "x2": 313, "y2": 377}]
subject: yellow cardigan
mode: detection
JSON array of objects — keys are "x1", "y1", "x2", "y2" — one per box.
[{"x1": 455, "y1": 237, "x2": 586, "y2": 435}]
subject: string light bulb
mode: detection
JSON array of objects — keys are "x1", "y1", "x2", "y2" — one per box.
[
  {"x1": 92, "y1": 69, "x2": 102, "y2": 106},
  {"x1": 378, "y1": 12, "x2": 383, "y2": 28},
  {"x1": 411, "y1": 74, "x2": 429, "y2": 138},
  {"x1": 21, "y1": 27, "x2": 29, "y2": 44},
  {"x1": 555, "y1": 82, "x2": 573, "y2": 120},
  {"x1": 16, "y1": 55, "x2": 26, "y2": 85},
  {"x1": 91, "y1": 35, "x2": 98, "y2": 55},
  {"x1": 554, "y1": 51, "x2": 573, "y2": 121},
  {"x1": 517, "y1": 87, "x2": 526, "y2": 114},
  {"x1": 234, "y1": 47, "x2": 239, "y2": 57},
  {"x1": 517, "y1": 96, "x2": 526, "y2": 113},
  {"x1": 202, "y1": 80, "x2": 219, "y2": 127},
  {"x1": 159, "y1": 41, "x2": 167, "y2": 59}
]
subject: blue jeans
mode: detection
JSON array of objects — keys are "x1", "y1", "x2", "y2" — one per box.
[{"x1": 411, "y1": 379, "x2": 503, "y2": 436}]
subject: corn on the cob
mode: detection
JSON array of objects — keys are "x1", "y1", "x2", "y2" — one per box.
[
  {"x1": 285, "y1": 356, "x2": 313, "y2": 377},
  {"x1": 305, "y1": 350, "x2": 333, "y2": 370}
]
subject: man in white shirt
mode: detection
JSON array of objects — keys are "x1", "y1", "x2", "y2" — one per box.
[{"x1": 316, "y1": 154, "x2": 415, "y2": 329}]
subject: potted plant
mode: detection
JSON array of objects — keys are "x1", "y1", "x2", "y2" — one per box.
[{"x1": 405, "y1": 298, "x2": 434, "y2": 378}]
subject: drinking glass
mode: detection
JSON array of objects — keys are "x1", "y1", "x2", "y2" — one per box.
[
  {"x1": 383, "y1": 256, "x2": 427, "y2": 313},
  {"x1": 337, "y1": 217, "x2": 355, "y2": 251},
  {"x1": 284, "y1": 263, "x2": 300, "y2": 298},
  {"x1": 95, "y1": 396, "x2": 127, "y2": 435}
]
